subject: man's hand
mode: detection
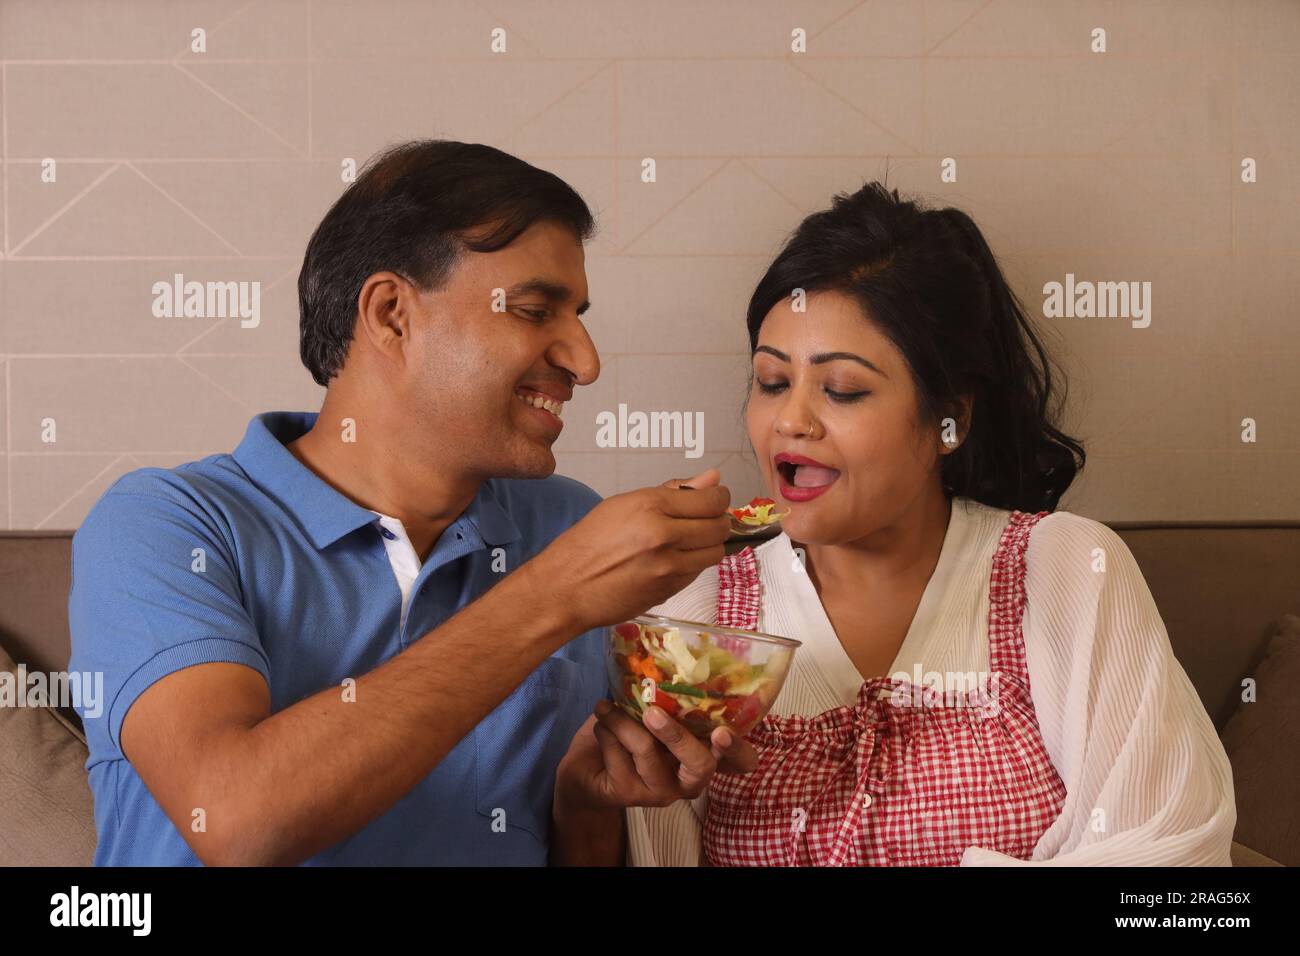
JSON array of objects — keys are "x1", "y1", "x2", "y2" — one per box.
[{"x1": 525, "y1": 468, "x2": 732, "y2": 635}]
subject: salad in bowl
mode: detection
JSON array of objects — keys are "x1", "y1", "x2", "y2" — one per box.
[{"x1": 607, "y1": 616, "x2": 800, "y2": 738}]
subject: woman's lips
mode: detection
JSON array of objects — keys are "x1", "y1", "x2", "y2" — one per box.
[{"x1": 776, "y1": 461, "x2": 841, "y2": 502}]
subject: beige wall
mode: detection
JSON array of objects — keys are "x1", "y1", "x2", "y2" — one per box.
[{"x1": 0, "y1": 0, "x2": 1295, "y2": 529}]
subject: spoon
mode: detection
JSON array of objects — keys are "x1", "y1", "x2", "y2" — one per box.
[
  {"x1": 727, "y1": 497, "x2": 790, "y2": 536},
  {"x1": 679, "y1": 486, "x2": 788, "y2": 536},
  {"x1": 729, "y1": 520, "x2": 784, "y2": 536}
]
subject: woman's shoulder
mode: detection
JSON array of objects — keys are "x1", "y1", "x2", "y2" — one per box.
[
  {"x1": 1027, "y1": 508, "x2": 1128, "y2": 557},
  {"x1": 1020, "y1": 509, "x2": 1177, "y2": 695},
  {"x1": 1022, "y1": 508, "x2": 1146, "y2": 595}
]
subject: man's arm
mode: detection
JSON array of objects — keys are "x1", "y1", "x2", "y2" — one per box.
[
  {"x1": 118, "y1": 475, "x2": 734, "y2": 866},
  {"x1": 123, "y1": 556, "x2": 580, "y2": 866}
]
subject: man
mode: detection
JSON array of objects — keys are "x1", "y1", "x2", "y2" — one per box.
[{"x1": 68, "y1": 139, "x2": 751, "y2": 866}]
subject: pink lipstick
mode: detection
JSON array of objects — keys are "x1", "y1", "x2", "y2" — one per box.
[{"x1": 774, "y1": 453, "x2": 841, "y2": 503}]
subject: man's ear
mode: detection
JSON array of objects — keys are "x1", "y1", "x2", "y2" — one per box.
[{"x1": 355, "y1": 271, "x2": 413, "y2": 362}]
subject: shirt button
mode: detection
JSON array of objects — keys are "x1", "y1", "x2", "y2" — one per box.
[
  {"x1": 381, "y1": 528, "x2": 396, "y2": 540},
  {"x1": 862, "y1": 792, "x2": 874, "y2": 809}
]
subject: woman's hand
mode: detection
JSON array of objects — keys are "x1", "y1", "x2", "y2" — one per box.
[
  {"x1": 550, "y1": 703, "x2": 757, "y2": 864},
  {"x1": 556, "y1": 701, "x2": 758, "y2": 813}
]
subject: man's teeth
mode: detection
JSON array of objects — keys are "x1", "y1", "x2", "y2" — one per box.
[{"x1": 517, "y1": 392, "x2": 564, "y2": 418}]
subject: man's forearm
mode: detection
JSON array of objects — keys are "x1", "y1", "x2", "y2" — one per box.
[{"x1": 191, "y1": 559, "x2": 589, "y2": 865}]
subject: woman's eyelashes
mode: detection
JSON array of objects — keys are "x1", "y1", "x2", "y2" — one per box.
[{"x1": 756, "y1": 380, "x2": 870, "y2": 403}]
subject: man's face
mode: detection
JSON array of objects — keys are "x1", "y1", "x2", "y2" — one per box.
[{"x1": 402, "y1": 219, "x2": 599, "y2": 481}]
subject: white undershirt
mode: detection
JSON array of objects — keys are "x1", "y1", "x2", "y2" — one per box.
[
  {"x1": 627, "y1": 496, "x2": 1237, "y2": 866},
  {"x1": 370, "y1": 510, "x2": 421, "y2": 632}
]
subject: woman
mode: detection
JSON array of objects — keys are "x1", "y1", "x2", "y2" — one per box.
[{"x1": 628, "y1": 182, "x2": 1235, "y2": 866}]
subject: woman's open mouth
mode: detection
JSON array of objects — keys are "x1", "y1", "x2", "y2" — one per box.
[{"x1": 775, "y1": 453, "x2": 840, "y2": 502}]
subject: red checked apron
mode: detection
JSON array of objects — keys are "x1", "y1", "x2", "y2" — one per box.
[{"x1": 704, "y1": 509, "x2": 1068, "y2": 867}]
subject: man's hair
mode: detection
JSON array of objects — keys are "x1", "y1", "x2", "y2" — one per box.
[{"x1": 297, "y1": 139, "x2": 596, "y2": 386}]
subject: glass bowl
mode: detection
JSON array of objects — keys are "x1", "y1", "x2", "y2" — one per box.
[{"x1": 606, "y1": 615, "x2": 801, "y2": 739}]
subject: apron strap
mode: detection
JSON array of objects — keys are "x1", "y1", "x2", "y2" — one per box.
[
  {"x1": 716, "y1": 545, "x2": 761, "y2": 631},
  {"x1": 986, "y1": 509, "x2": 1050, "y2": 686}
]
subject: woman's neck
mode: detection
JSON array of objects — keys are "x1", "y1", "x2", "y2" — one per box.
[{"x1": 798, "y1": 491, "x2": 954, "y2": 598}]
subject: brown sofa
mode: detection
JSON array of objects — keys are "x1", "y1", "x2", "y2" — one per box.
[{"x1": 2, "y1": 521, "x2": 1296, "y2": 867}]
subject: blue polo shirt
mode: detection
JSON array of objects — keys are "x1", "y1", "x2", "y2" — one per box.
[{"x1": 68, "y1": 410, "x2": 609, "y2": 866}]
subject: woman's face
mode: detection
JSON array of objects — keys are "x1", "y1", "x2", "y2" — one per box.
[{"x1": 746, "y1": 290, "x2": 953, "y2": 546}]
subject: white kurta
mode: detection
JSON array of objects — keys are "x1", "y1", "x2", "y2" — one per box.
[{"x1": 627, "y1": 496, "x2": 1237, "y2": 866}]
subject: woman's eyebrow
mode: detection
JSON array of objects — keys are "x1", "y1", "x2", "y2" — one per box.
[
  {"x1": 505, "y1": 277, "x2": 591, "y2": 316},
  {"x1": 754, "y1": 345, "x2": 886, "y2": 378},
  {"x1": 814, "y1": 351, "x2": 887, "y2": 377}
]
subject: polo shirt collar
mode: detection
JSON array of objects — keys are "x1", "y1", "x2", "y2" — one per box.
[
  {"x1": 457, "y1": 478, "x2": 522, "y2": 548},
  {"x1": 232, "y1": 411, "x2": 522, "y2": 551}
]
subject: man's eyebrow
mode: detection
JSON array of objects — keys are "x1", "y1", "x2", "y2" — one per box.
[
  {"x1": 754, "y1": 345, "x2": 886, "y2": 378},
  {"x1": 505, "y1": 278, "x2": 591, "y2": 316}
]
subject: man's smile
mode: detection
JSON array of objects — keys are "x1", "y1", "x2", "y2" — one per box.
[{"x1": 515, "y1": 386, "x2": 566, "y2": 432}]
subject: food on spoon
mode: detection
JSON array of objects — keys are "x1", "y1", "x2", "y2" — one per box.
[
  {"x1": 729, "y1": 496, "x2": 790, "y2": 527},
  {"x1": 607, "y1": 619, "x2": 793, "y2": 738}
]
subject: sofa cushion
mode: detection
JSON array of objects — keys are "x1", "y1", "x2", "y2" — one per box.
[
  {"x1": 1220, "y1": 614, "x2": 1300, "y2": 867},
  {"x1": 0, "y1": 643, "x2": 97, "y2": 865},
  {"x1": 1229, "y1": 840, "x2": 1281, "y2": 867}
]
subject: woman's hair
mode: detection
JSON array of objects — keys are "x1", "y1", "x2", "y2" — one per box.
[
  {"x1": 744, "y1": 180, "x2": 1085, "y2": 514},
  {"x1": 298, "y1": 139, "x2": 595, "y2": 386}
]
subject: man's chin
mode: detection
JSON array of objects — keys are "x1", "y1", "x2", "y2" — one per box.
[{"x1": 493, "y1": 445, "x2": 557, "y2": 481}]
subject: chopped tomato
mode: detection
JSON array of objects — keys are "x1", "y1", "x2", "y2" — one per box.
[
  {"x1": 723, "y1": 692, "x2": 764, "y2": 730},
  {"x1": 614, "y1": 622, "x2": 640, "y2": 641},
  {"x1": 652, "y1": 686, "x2": 681, "y2": 717},
  {"x1": 731, "y1": 495, "x2": 784, "y2": 525}
]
